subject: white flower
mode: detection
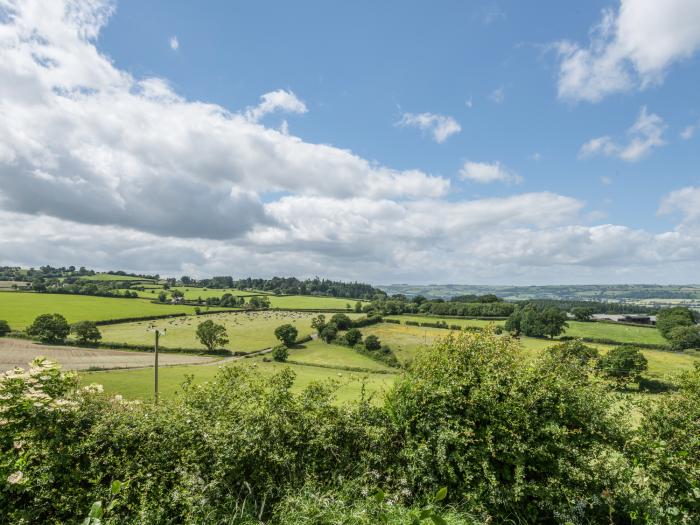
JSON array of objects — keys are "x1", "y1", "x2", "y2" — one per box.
[{"x1": 7, "y1": 471, "x2": 23, "y2": 484}]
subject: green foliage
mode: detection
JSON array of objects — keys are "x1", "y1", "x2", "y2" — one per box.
[
  {"x1": 657, "y1": 307, "x2": 696, "y2": 339},
  {"x1": 345, "y1": 327, "x2": 363, "y2": 346},
  {"x1": 546, "y1": 339, "x2": 599, "y2": 366},
  {"x1": 157, "y1": 291, "x2": 167, "y2": 303},
  {"x1": 247, "y1": 295, "x2": 271, "y2": 309},
  {"x1": 330, "y1": 313, "x2": 353, "y2": 330},
  {"x1": 598, "y1": 345, "x2": 648, "y2": 386},
  {"x1": 195, "y1": 319, "x2": 229, "y2": 351},
  {"x1": 667, "y1": 325, "x2": 700, "y2": 351},
  {"x1": 506, "y1": 304, "x2": 568, "y2": 338},
  {"x1": 364, "y1": 334, "x2": 381, "y2": 351},
  {"x1": 0, "y1": 319, "x2": 10, "y2": 336},
  {"x1": 320, "y1": 324, "x2": 338, "y2": 343},
  {"x1": 274, "y1": 323, "x2": 299, "y2": 347},
  {"x1": 571, "y1": 306, "x2": 595, "y2": 321},
  {"x1": 311, "y1": 314, "x2": 326, "y2": 335},
  {"x1": 71, "y1": 320, "x2": 102, "y2": 344},
  {"x1": 26, "y1": 313, "x2": 70, "y2": 343},
  {"x1": 272, "y1": 344, "x2": 289, "y2": 362}
]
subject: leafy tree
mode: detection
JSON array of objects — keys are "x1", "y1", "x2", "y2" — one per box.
[
  {"x1": 571, "y1": 307, "x2": 594, "y2": 322},
  {"x1": 274, "y1": 324, "x2": 298, "y2": 347},
  {"x1": 667, "y1": 325, "x2": 700, "y2": 351},
  {"x1": 547, "y1": 340, "x2": 599, "y2": 366},
  {"x1": 311, "y1": 314, "x2": 326, "y2": 335},
  {"x1": 272, "y1": 344, "x2": 289, "y2": 362},
  {"x1": 364, "y1": 334, "x2": 381, "y2": 351},
  {"x1": 508, "y1": 305, "x2": 568, "y2": 338},
  {"x1": 598, "y1": 345, "x2": 648, "y2": 387},
  {"x1": 319, "y1": 324, "x2": 337, "y2": 343},
  {"x1": 540, "y1": 307, "x2": 569, "y2": 339},
  {"x1": 71, "y1": 321, "x2": 102, "y2": 344},
  {"x1": 171, "y1": 289, "x2": 184, "y2": 300},
  {"x1": 354, "y1": 301, "x2": 362, "y2": 313},
  {"x1": 157, "y1": 291, "x2": 167, "y2": 303},
  {"x1": 248, "y1": 295, "x2": 271, "y2": 309},
  {"x1": 505, "y1": 307, "x2": 523, "y2": 335},
  {"x1": 344, "y1": 328, "x2": 363, "y2": 346},
  {"x1": 329, "y1": 313, "x2": 352, "y2": 330},
  {"x1": 657, "y1": 307, "x2": 696, "y2": 339},
  {"x1": 27, "y1": 313, "x2": 70, "y2": 343},
  {"x1": 0, "y1": 320, "x2": 10, "y2": 336},
  {"x1": 195, "y1": 320, "x2": 229, "y2": 351}
]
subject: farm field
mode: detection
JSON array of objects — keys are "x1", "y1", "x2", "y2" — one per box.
[
  {"x1": 0, "y1": 337, "x2": 215, "y2": 373},
  {"x1": 78, "y1": 273, "x2": 155, "y2": 282},
  {"x1": 384, "y1": 314, "x2": 505, "y2": 328},
  {"x1": 80, "y1": 357, "x2": 395, "y2": 402},
  {"x1": 0, "y1": 292, "x2": 197, "y2": 330},
  {"x1": 563, "y1": 320, "x2": 667, "y2": 345},
  {"x1": 98, "y1": 311, "x2": 361, "y2": 352},
  {"x1": 133, "y1": 286, "x2": 265, "y2": 300},
  {"x1": 287, "y1": 339, "x2": 395, "y2": 371},
  {"x1": 267, "y1": 295, "x2": 360, "y2": 310}
]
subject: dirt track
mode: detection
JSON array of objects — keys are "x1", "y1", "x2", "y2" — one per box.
[{"x1": 0, "y1": 338, "x2": 217, "y2": 372}]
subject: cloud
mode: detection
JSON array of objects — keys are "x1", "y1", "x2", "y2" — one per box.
[
  {"x1": 579, "y1": 106, "x2": 666, "y2": 161},
  {"x1": 531, "y1": 152, "x2": 542, "y2": 161},
  {"x1": 680, "y1": 120, "x2": 699, "y2": 140},
  {"x1": 600, "y1": 176, "x2": 613, "y2": 185},
  {"x1": 479, "y1": 4, "x2": 506, "y2": 25},
  {"x1": 459, "y1": 161, "x2": 523, "y2": 184},
  {"x1": 555, "y1": 0, "x2": 700, "y2": 102},
  {"x1": 659, "y1": 186, "x2": 700, "y2": 224},
  {"x1": 169, "y1": 36, "x2": 179, "y2": 51},
  {"x1": 245, "y1": 89, "x2": 307, "y2": 122},
  {"x1": 396, "y1": 112, "x2": 461, "y2": 143},
  {"x1": 489, "y1": 87, "x2": 505, "y2": 104}
]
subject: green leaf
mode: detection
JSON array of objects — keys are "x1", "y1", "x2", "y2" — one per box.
[
  {"x1": 374, "y1": 489, "x2": 385, "y2": 504},
  {"x1": 110, "y1": 480, "x2": 122, "y2": 495},
  {"x1": 106, "y1": 500, "x2": 117, "y2": 512},
  {"x1": 431, "y1": 516, "x2": 448, "y2": 525},
  {"x1": 434, "y1": 487, "x2": 448, "y2": 502},
  {"x1": 89, "y1": 501, "x2": 103, "y2": 519}
]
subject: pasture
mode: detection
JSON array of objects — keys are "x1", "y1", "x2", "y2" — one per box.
[
  {"x1": 384, "y1": 315, "x2": 504, "y2": 328},
  {"x1": 78, "y1": 273, "x2": 154, "y2": 282},
  {"x1": 267, "y1": 295, "x2": 359, "y2": 310},
  {"x1": 0, "y1": 337, "x2": 215, "y2": 373},
  {"x1": 0, "y1": 292, "x2": 197, "y2": 329},
  {"x1": 98, "y1": 311, "x2": 361, "y2": 352},
  {"x1": 133, "y1": 286, "x2": 265, "y2": 300},
  {"x1": 563, "y1": 320, "x2": 667, "y2": 345}
]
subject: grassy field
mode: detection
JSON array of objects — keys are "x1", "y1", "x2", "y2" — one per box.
[
  {"x1": 99, "y1": 311, "x2": 361, "y2": 352},
  {"x1": 0, "y1": 293, "x2": 197, "y2": 330},
  {"x1": 563, "y1": 320, "x2": 667, "y2": 345},
  {"x1": 268, "y1": 295, "x2": 361, "y2": 310},
  {"x1": 384, "y1": 315, "x2": 504, "y2": 328},
  {"x1": 78, "y1": 273, "x2": 155, "y2": 282},
  {"x1": 80, "y1": 357, "x2": 395, "y2": 402},
  {"x1": 287, "y1": 339, "x2": 395, "y2": 371},
  {"x1": 134, "y1": 286, "x2": 265, "y2": 300}
]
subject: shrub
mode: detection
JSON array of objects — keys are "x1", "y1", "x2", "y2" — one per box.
[
  {"x1": 345, "y1": 328, "x2": 363, "y2": 346},
  {"x1": 272, "y1": 344, "x2": 289, "y2": 362},
  {"x1": 546, "y1": 339, "x2": 599, "y2": 367},
  {"x1": 598, "y1": 345, "x2": 648, "y2": 387},
  {"x1": 320, "y1": 324, "x2": 338, "y2": 343},
  {"x1": 0, "y1": 319, "x2": 10, "y2": 336},
  {"x1": 330, "y1": 313, "x2": 353, "y2": 330},
  {"x1": 26, "y1": 313, "x2": 70, "y2": 343},
  {"x1": 667, "y1": 325, "x2": 700, "y2": 351},
  {"x1": 274, "y1": 324, "x2": 299, "y2": 347},
  {"x1": 70, "y1": 320, "x2": 102, "y2": 344},
  {"x1": 364, "y1": 334, "x2": 381, "y2": 351},
  {"x1": 656, "y1": 306, "x2": 696, "y2": 339}
]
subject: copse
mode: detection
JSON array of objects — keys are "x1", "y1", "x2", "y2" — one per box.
[
  {"x1": 26, "y1": 313, "x2": 70, "y2": 343},
  {"x1": 656, "y1": 306, "x2": 696, "y2": 339},
  {"x1": 505, "y1": 304, "x2": 568, "y2": 338}
]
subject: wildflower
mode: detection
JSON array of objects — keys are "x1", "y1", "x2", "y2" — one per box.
[
  {"x1": 113, "y1": 394, "x2": 123, "y2": 402},
  {"x1": 7, "y1": 471, "x2": 23, "y2": 484}
]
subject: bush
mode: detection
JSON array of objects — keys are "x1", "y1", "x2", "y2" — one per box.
[
  {"x1": 26, "y1": 313, "x2": 70, "y2": 343},
  {"x1": 345, "y1": 328, "x2": 363, "y2": 346},
  {"x1": 656, "y1": 306, "x2": 696, "y2": 339},
  {"x1": 274, "y1": 324, "x2": 299, "y2": 347},
  {"x1": 546, "y1": 339, "x2": 599, "y2": 367},
  {"x1": 320, "y1": 324, "x2": 338, "y2": 343},
  {"x1": 598, "y1": 345, "x2": 648, "y2": 387},
  {"x1": 272, "y1": 344, "x2": 289, "y2": 362},
  {"x1": 330, "y1": 313, "x2": 353, "y2": 330},
  {"x1": 0, "y1": 319, "x2": 10, "y2": 336},
  {"x1": 364, "y1": 334, "x2": 381, "y2": 351},
  {"x1": 70, "y1": 320, "x2": 102, "y2": 344},
  {"x1": 667, "y1": 325, "x2": 700, "y2": 351}
]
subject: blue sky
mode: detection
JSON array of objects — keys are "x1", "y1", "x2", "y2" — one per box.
[{"x1": 1, "y1": 0, "x2": 699, "y2": 283}]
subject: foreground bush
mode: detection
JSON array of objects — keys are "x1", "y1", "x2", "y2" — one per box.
[{"x1": 1, "y1": 332, "x2": 695, "y2": 523}]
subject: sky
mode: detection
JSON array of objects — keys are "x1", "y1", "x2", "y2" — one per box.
[{"x1": 1, "y1": 0, "x2": 699, "y2": 285}]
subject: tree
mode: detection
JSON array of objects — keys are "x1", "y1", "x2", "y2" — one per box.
[
  {"x1": 0, "y1": 320, "x2": 10, "y2": 336},
  {"x1": 547, "y1": 340, "x2": 599, "y2": 366},
  {"x1": 195, "y1": 320, "x2": 229, "y2": 351},
  {"x1": 71, "y1": 321, "x2": 102, "y2": 344},
  {"x1": 320, "y1": 324, "x2": 338, "y2": 343},
  {"x1": 274, "y1": 324, "x2": 298, "y2": 347},
  {"x1": 354, "y1": 301, "x2": 362, "y2": 313},
  {"x1": 27, "y1": 313, "x2": 70, "y2": 343},
  {"x1": 540, "y1": 307, "x2": 569, "y2": 339},
  {"x1": 657, "y1": 307, "x2": 696, "y2": 339},
  {"x1": 505, "y1": 308, "x2": 523, "y2": 335},
  {"x1": 248, "y1": 296, "x2": 271, "y2": 309},
  {"x1": 272, "y1": 344, "x2": 289, "y2": 362},
  {"x1": 667, "y1": 325, "x2": 700, "y2": 351},
  {"x1": 345, "y1": 328, "x2": 363, "y2": 346},
  {"x1": 508, "y1": 305, "x2": 568, "y2": 339},
  {"x1": 171, "y1": 289, "x2": 184, "y2": 300},
  {"x1": 364, "y1": 334, "x2": 381, "y2": 351},
  {"x1": 330, "y1": 313, "x2": 352, "y2": 330},
  {"x1": 571, "y1": 307, "x2": 594, "y2": 322},
  {"x1": 158, "y1": 291, "x2": 167, "y2": 303},
  {"x1": 311, "y1": 314, "x2": 326, "y2": 335},
  {"x1": 598, "y1": 345, "x2": 648, "y2": 387}
]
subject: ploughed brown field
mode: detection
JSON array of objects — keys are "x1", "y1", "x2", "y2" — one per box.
[{"x1": 0, "y1": 337, "x2": 216, "y2": 372}]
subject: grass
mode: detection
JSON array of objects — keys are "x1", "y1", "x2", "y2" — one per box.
[
  {"x1": 133, "y1": 286, "x2": 264, "y2": 300},
  {"x1": 80, "y1": 358, "x2": 395, "y2": 402},
  {"x1": 562, "y1": 321, "x2": 667, "y2": 345},
  {"x1": 384, "y1": 315, "x2": 504, "y2": 328},
  {"x1": 98, "y1": 311, "x2": 361, "y2": 353},
  {"x1": 78, "y1": 273, "x2": 154, "y2": 282},
  {"x1": 0, "y1": 292, "x2": 197, "y2": 330},
  {"x1": 267, "y1": 295, "x2": 361, "y2": 310},
  {"x1": 288, "y1": 339, "x2": 395, "y2": 371}
]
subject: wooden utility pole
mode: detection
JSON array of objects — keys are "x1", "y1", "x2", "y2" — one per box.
[{"x1": 154, "y1": 329, "x2": 160, "y2": 403}]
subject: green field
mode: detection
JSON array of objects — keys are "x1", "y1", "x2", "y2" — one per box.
[
  {"x1": 563, "y1": 320, "x2": 667, "y2": 345},
  {"x1": 384, "y1": 315, "x2": 504, "y2": 328},
  {"x1": 287, "y1": 339, "x2": 395, "y2": 371},
  {"x1": 134, "y1": 286, "x2": 265, "y2": 300},
  {"x1": 0, "y1": 292, "x2": 197, "y2": 330},
  {"x1": 267, "y1": 295, "x2": 360, "y2": 310},
  {"x1": 99, "y1": 311, "x2": 361, "y2": 352},
  {"x1": 80, "y1": 357, "x2": 395, "y2": 402}
]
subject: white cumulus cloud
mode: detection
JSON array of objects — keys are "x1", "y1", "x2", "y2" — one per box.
[
  {"x1": 396, "y1": 112, "x2": 461, "y2": 143},
  {"x1": 169, "y1": 36, "x2": 179, "y2": 51},
  {"x1": 459, "y1": 161, "x2": 523, "y2": 184}
]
